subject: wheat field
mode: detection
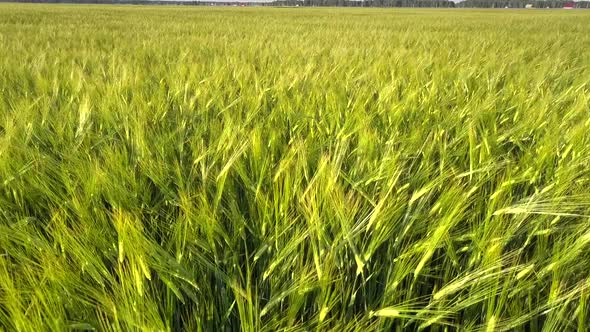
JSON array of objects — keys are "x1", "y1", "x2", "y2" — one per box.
[{"x1": 1, "y1": 4, "x2": 590, "y2": 331}]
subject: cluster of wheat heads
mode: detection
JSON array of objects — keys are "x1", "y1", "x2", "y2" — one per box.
[{"x1": 1, "y1": 5, "x2": 590, "y2": 331}]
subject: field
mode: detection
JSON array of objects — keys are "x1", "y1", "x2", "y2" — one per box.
[{"x1": 1, "y1": 4, "x2": 590, "y2": 331}]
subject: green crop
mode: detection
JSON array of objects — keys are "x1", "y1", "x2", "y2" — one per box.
[{"x1": 1, "y1": 4, "x2": 589, "y2": 331}]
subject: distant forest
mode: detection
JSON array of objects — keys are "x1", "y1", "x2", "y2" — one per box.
[{"x1": 1, "y1": 0, "x2": 589, "y2": 9}]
